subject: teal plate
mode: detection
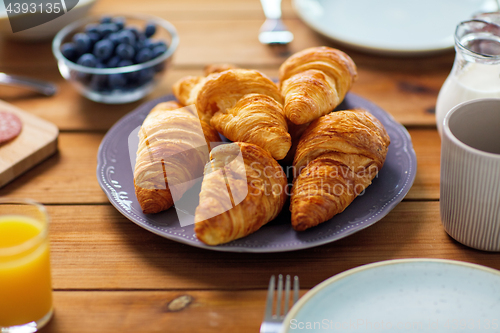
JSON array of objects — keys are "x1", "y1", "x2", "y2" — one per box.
[{"x1": 283, "y1": 259, "x2": 500, "y2": 332}]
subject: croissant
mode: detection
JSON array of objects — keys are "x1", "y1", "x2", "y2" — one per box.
[
  {"x1": 210, "y1": 93, "x2": 291, "y2": 160},
  {"x1": 172, "y1": 64, "x2": 239, "y2": 107},
  {"x1": 290, "y1": 109, "x2": 390, "y2": 231},
  {"x1": 172, "y1": 76, "x2": 204, "y2": 106},
  {"x1": 195, "y1": 69, "x2": 284, "y2": 124},
  {"x1": 279, "y1": 46, "x2": 358, "y2": 125},
  {"x1": 204, "y1": 63, "x2": 239, "y2": 76},
  {"x1": 193, "y1": 69, "x2": 290, "y2": 159},
  {"x1": 194, "y1": 142, "x2": 288, "y2": 245},
  {"x1": 134, "y1": 101, "x2": 220, "y2": 214}
]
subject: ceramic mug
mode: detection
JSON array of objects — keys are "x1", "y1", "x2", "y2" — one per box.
[{"x1": 440, "y1": 98, "x2": 500, "y2": 251}]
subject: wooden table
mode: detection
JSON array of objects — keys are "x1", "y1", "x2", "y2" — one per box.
[{"x1": 1, "y1": 1, "x2": 499, "y2": 332}]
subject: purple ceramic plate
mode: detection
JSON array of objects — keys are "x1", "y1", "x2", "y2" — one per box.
[{"x1": 97, "y1": 93, "x2": 416, "y2": 252}]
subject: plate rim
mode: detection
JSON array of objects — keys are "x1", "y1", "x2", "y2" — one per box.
[
  {"x1": 281, "y1": 258, "x2": 500, "y2": 333},
  {"x1": 291, "y1": 0, "x2": 466, "y2": 56},
  {"x1": 96, "y1": 93, "x2": 417, "y2": 253}
]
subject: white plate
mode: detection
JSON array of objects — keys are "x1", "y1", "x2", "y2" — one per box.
[
  {"x1": 293, "y1": 0, "x2": 498, "y2": 55},
  {"x1": 282, "y1": 259, "x2": 500, "y2": 332}
]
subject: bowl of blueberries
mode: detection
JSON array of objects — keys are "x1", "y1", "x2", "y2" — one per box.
[{"x1": 52, "y1": 14, "x2": 178, "y2": 104}]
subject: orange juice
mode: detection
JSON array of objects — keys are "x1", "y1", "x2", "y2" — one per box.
[{"x1": 0, "y1": 214, "x2": 53, "y2": 328}]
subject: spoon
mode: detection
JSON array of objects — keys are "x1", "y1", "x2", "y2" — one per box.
[{"x1": 0, "y1": 73, "x2": 57, "y2": 97}]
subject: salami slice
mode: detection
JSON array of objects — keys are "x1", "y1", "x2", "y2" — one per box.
[{"x1": 0, "y1": 111, "x2": 23, "y2": 144}]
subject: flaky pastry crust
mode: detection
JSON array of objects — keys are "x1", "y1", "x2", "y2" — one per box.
[
  {"x1": 279, "y1": 46, "x2": 357, "y2": 125},
  {"x1": 195, "y1": 69, "x2": 283, "y2": 124},
  {"x1": 134, "y1": 101, "x2": 220, "y2": 214},
  {"x1": 210, "y1": 94, "x2": 291, "y2": 160},
  {"x1": 290, "y1": 109, "x2": 390, "y2": 231},
  {"x1": 194, "y1": 142, "x2": 287, "y2": 245}
]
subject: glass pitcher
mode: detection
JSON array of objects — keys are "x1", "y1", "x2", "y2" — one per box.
[{"x1": 435, "y1": 13, "x2": 500, "y2": 136}]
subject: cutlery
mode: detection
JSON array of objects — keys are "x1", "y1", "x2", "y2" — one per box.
[
  {"x1": 259, "y1": 0, "x2": 294, "y2": 45},
  {"x1": 260, "y1": 274, "x2": 299, "y2": 333},
  {"x1": 0, "y1": 73, "x2": 57, "y2": 97}
]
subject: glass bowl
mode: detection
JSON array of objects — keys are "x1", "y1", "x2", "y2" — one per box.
[{"x1": 52, "y1": 14, "x2": 179, "y2": 104}]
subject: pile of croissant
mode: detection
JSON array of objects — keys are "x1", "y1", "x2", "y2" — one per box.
[{"x1": 133, "y1": 46, "x2": 390, "y2": 246}]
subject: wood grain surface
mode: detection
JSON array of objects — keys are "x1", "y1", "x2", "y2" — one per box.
[{"x1": 0, "y1": 0, "x2": 498, "y2": 332}]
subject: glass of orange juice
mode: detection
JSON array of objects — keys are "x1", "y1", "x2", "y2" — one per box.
[{"x1": 0, "y1": 198, "x2": 53, "y2": 332}]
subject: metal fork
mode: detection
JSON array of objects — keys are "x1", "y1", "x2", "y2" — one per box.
[
  {"x1": 260, "y1": 275, "x2": 300, "y2": 333},
  {"x1": 259, "y1": 0, "x2": 294, "y2": 45}
]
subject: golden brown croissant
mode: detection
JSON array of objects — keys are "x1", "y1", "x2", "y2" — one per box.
[
  {"x1": 192, "y1": 69, "x2": 290, "y2": 159},
  {"x1": 172, "y1": 76, "x2": 205, "y2": 106},
  {"x1": 204, "y1": 63, "x2": 239, "y2": 76},
  {"x1": 195, "y1": 69, "x2": 284, "y2": 124},
  {"x1": 172, "y1": 64, "x2": 239, "y2": 106},
  {"x1": 290, "y1": 109, "x2": 390, "y2": 231},
  {"x1": 194, "y1": 142, "x2": 288, "y2": 245},
  {"x1": 279, "y1": 46, "x2": 358, "y2": 125},
  {"x1": 210, "y1": 93, "x2": 291, "y2": 160},
  {"x1": 134, "y1": 101, "x2": 220, "y2": 214}
]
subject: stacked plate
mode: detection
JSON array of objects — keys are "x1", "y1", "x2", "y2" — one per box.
[{"x1": 293, "y1": 0, "x2": 498, "y2": 55}]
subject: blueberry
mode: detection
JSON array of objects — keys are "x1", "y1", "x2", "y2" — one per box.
[
  {"x1": 90, "y1": 78, "x2": 105, "y2": 91},
  {"x1": 113, "y1": 16, "x2": 126, "y2": 30},
  {"x1": 140, "y1": 38, "x2": 155, "y2": 49},
  {"x1": 75, "y1": 71, "x2": 91, "y2": 82},
  {"x1": 127, "y1": 27, "x2": 146, "y2": 43},
  {"x1": 118, "y1": 30, "x2": 136, "y2": 45},
  {"x1": 106, "y1": 56, "x2": 120, "y2": 68},
  {"x1": 87, "y1": 32, "x2": 101, "y2": 45},
  {"x1": 153, "y1": 62, "x2": 166, "y2": 73},
  {"x1": 138, "y1": 68, "x2": 155, "y2": 83},
  {"x1": 125, "y1": 70, "x2": 140, "y2": 83},
  {"x1": 98, "y1": 23, "x2": 119, "y2": 37},
  {"x1": 127, "y1": 27, "x2": 141, "y2": 39},
  {"x1": 152, "y1": 44, "x2": 167, "y2": 58},
  {"x1": 144, "y1": 22, "x2": 156, "y2": 38},
  {"x1": 136, "y1": 33, "x2": 146, "y2": 43},
  {"x1": 95, "y1": 62, "x2": 106, "y2": 68},
  {"x1": 135, "y1": 48, "x2": 152, "y2": 63},
  {"x1": 118, "y1": 60, "x2": 133, "y2": 67},
  {"x1": 93, "y1": 39, "x2": 114, "y2": 60},
  {"x1": 73, "y1": 33, "x2": 92, "y2": 54},
  {"x1": 107, "y1": 33, "x2": 121, "y2": 46},
  {"x1": 100, "y1": 16, "x2": 112, "y2": 24},
  {"x1": 116, "y1": 43, "x2": 135, "y2": 60},
  {"x1": 85, "y1": 23, "x2": 100, "y2": 35},
  {"x1": 61, "y1": 42, "x2": 78, "y2": 60},
  {"x1": 77, "y1": 53, "x2": 98, "y2": 67},
  {"x1": 108, "y1": 73, "x2": 127, "y2": 88},
  {"x1": 133, "y1": 41, "x2": 144, "y2": 53},
  {"x1": 90, "y1": 73, "x2": 108, "y2": 91},
  {"x1": 153, "y1": 40, "x2": 168, "y2": 49}
]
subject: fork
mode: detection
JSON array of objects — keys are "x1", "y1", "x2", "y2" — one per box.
[
  {"x1": 259, "y1": 0, "x2": 294, "y2": 45},
  {"x1": 260, "y1": 274, "x2": 300, "y2": 333}
]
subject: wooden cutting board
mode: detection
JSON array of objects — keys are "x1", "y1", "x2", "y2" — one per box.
[{"x1": 0, "y1": 100, "x2": 59, "y2": 188}]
